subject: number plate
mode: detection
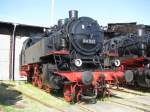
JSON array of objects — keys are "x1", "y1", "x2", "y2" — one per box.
[{"x1": 82, "y1": 39, "x2": 96, "y2": 44}]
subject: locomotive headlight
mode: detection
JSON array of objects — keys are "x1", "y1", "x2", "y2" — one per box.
[
  {"x1": 112, "y1": 59, "x2": 121, "y2": 67},
  {"x1": 74, "y1": 59, "x2": 82, "y2": 67}
]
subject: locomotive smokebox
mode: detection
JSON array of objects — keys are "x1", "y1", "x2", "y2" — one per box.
[{"x1": 69, "y1": 10, "x2": 78, "y2": 19}]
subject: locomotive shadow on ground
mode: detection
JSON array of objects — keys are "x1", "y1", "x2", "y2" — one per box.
[
  {"x1": 0, "y1": 82, "x2": 22, "y2": 106},
  {"x1": 123, "y1": 85, "x2": 150, "y2": 93},
  {"x1": 50, "y1": 89, "x2": 64, "y2": 99},
  {"x1": 110, "y1": 94, "x2": 124, "y2": 99}
]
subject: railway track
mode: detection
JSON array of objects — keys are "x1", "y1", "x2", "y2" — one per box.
[
  {"x1": 12, "y1": 82, "x2": 98, "y2": 112},
  {"x1": 108, "y1": 87, "x2": 150, "y2": 112},
  {"x1": 12, "y1": 84, "x2": 150, "y2": 112},
  {"x1": 0, "y1": 81, "x2": 67, "y2": 112},
  {"x1": 54, "y1": 95, "x2": 97, "y2": 112},
  {"x1": 109, "y1": 99, "x2": 150, "y2": 112},
  {"x1": 11, "y1": 87, "x2": 66, "y2": 112},
  {"x1": 28, "y1": 85, "x2": 98, "y2": 112},
  {"x1": 2, "y1": 82, "x2": 150, "y2": 112},
  {"x1": 22, "y1": 93, "x2": 66, "y2": 112},
  {"x1": 109, "y1": 88, "x2": 145, "y2": 96},
  {"x1": 77, "y1": 104, "x2": 97, "y2": 112}
]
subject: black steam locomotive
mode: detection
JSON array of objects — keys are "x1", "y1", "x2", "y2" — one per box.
[
  {"x1": 20, "y1": 10, "x2": 106, "y2": 103},
  {"x1": 104, "y1": 23, "x2": 150, "y2": 87}
]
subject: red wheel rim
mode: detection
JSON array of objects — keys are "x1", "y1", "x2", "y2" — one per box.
[
  {"x1": 64, "y1": 85, "x2": 72, "y2": 102},
  {"x1": 32, "y1": 77, "x2": 36, "y2": 86},
  {"x1": 32, "y1": 75, "x2": 38, "y2": 86},
  {"x1": 45, "y1": 85, "x2": 50, "y2": 93},
  {"x1": 37, "y1": 78, "x2": 43, "y2": 89}
]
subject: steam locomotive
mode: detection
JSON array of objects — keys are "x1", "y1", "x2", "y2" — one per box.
[
  {"x1": 20, "y1": 10, "x2": 124, "y2": 103},
  {"x1": 104, "y1": 23, "x2": 150, "y2": 87}
]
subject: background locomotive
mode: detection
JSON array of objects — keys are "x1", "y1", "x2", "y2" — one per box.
[
  {"x1": 20, "y1": 10, "x2": 107, "y2": 103},
  {"x1": 104, "y1": 23, "x2": 150, "y2": 87}
]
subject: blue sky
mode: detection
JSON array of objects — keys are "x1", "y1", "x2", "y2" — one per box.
[{"x1": 0, "y1": 0, "x2": 150, "y2": 27}]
